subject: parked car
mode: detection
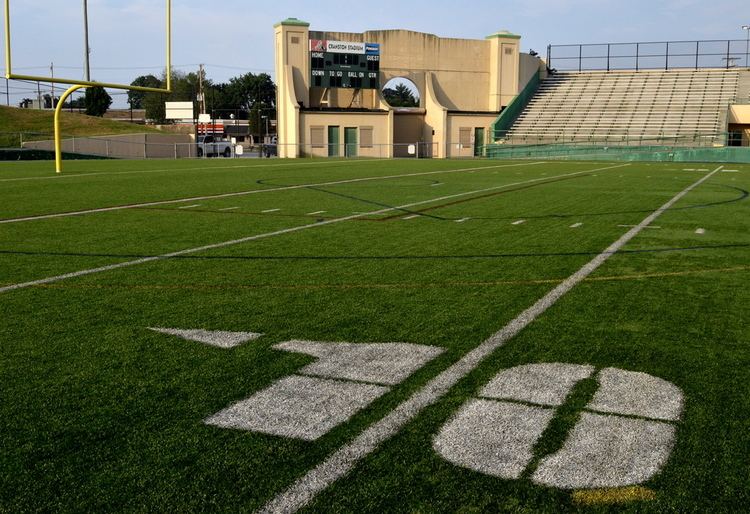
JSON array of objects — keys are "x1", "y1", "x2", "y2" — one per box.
[
  {"x1": 264, "y1": 136, "x2": 277, "y2": 157},
  {"x1": 197, "y1": 135, "x2": 233, "y2": 158}
]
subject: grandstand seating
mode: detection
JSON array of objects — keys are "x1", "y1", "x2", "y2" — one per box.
[{"x1": 503, "y1": 69, "x2": 745, "y2": 146}]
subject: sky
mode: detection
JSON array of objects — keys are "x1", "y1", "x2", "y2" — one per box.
[{"x1": 2, "y1": 0, "x2": 748, "y2": 108}]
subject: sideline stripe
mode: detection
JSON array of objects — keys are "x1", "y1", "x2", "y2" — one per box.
[
  {"x1": 0, "y1": 162, "x2": 546, "y2": 225},
  {"x1": 258, "y1": 165, "x2": 722, "y2": 513},
  {"x1": 0, "y1": 163, "x2": 628, "y2": 294}
]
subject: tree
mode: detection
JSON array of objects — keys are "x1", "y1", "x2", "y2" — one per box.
[
  {"x1": 128, "y1": 75, "x2": 161, "y2": 109},
  {"x1": 84, "y1": 86, "x2": 113, "y2": 116},
  {"x1": 383, "y1": 83, "x2": 418, "y2": 107},
  {"x1": 130, "y1": 69, "x2": 277, "y2": 128},
  {"x1": 224, "y1": 72, "x2": 276, "y2": 135},
  {"x1": 139, "y1": 70, "x2": 201, "y2": 123},
  {"x1": 42, "y1": 94, "x2": 60, "y2": 109},
  {"x1": 62, "y1": 96, "x2": 85, "y2": 109}
]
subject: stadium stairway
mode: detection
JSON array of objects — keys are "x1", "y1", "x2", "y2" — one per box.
[{"x1": 502, "y1": 69, "x2": 749, "y2": 146}]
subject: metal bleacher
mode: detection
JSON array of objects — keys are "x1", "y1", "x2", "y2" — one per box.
[{"x1": 503, "y1": 69, "x2": 741, "y2": 146}]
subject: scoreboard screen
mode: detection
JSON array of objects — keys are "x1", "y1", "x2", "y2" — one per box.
[{"x1": 309, "y1": 40, "x2": 380, "y2": 89}]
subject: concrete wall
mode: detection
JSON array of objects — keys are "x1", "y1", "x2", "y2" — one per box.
[
  {"x1": 519, "y1": 53, "x2": 543, "y2": 90},
  {"x1": 729, "y1": 105, "x2": 750, "y2": 145},
  {"x1": 23, "y1": 133, "x2": 194, "y2": 159},
  {"x1": 445, "y1": 113, "x2": 499, "y2": 158}
]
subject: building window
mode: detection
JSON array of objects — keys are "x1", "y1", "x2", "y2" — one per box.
[
  {"x1": 459, "y1": 127, "x2": 472, "y2": 148},
  {"x1": 311, "y1": 126, "x2": 325, "y2": 148},
  {"x1": 360, "y1": 126, "x2": 373, "y2": 148}
]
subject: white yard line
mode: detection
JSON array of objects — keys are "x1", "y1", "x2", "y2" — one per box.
[
  {"x1": 618, "y1": 224, "x2": 661, "y2": 229},
  {"x1": 0, "y1": 158, "x2": 383, "y2": 183},
  {"x1": 722, "y1": 170, "x2": 739, "y2": 173},
  {"x1": 262, "y1": 209, "x2": 281, "y2": 213},
  {"x1": 0, "y1": 163, "x2": 629, "y2": 294},
  {"x1": 695, "y1": 228, "x2": 706, "y2": 235},
  {"x1": 570, "y1": 222, "x2": 583, "y2": 228},
  {"x1": 0, "y1": 161, "x2": 547, "y2": 225},
  {"x1": 402, "y1": 215, "x2": 420, "y2": 220},
  {"x1": 178, "y1": 204, "x2": 201, "y2": 209},
  {"x1": 258, "y1": 165, "x2": 722, "y2": 514},
  {"x1": 218, "y1": 207, "x2": 239, "y2": 211},
  {"x1": 511, "y1": 219, "x2": 526, "y2": 225},
  {"x1": 455, "y1": 218, "x2": 471, "y2": 223},
  {"x1": 305, "y1": 210, "x2": 326, "y2": 215}
]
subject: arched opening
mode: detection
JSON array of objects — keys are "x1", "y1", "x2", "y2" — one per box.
[{"x1": 382, "y1": 78, "x2": 420, "y2": 108}]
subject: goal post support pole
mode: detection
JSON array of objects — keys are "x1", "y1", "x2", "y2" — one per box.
[{"x1": 54, "y1": 85, "x2": 86, "y2": 173}]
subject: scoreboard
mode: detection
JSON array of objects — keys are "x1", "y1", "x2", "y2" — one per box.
[{"x1": 309, "y1": 40, "x2": 380, "y2": 89}]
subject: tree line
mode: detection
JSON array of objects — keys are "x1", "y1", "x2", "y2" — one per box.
[
  {"x1": 128, "y1": 69, "x2": 276, "y2": 133},
  {"x1": 20, "y1": 69, "x2": 276, "y2": 134}
]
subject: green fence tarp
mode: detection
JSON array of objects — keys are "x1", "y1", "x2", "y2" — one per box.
[{"x1": 485, "y1": 143, "x2": 750, "y2": 164}]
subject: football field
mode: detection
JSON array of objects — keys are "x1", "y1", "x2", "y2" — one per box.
[{"x1": 1, "y1": 158, "x2": 748, "y2": 512}]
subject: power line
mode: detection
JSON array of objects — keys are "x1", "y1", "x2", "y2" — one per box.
[{"x1": 12, "y1": 63, "x2": 273, "y2": 72}]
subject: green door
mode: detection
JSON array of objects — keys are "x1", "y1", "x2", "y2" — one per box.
[
  {"x1": 328, "y1": 126, "x2": 340, "y2": 157},
  {"x1": 345, "y1": 127, "x2": 358, "y2": 158},
  {"x1": 474, "y1": 127, "x2": 485, "y2": 157}
]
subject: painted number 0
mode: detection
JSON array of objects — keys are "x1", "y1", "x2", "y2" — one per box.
[{"x1": 433, "y1": 363, "x2": 683, "y2": 489}]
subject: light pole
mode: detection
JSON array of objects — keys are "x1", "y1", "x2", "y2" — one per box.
[{"x1": 743, "y1": 25, "x2": 750, "y2": 69}]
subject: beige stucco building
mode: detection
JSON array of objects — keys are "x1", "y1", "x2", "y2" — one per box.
[{"x1": 274, "y1": 18, "x2": 543, "y2": 158}]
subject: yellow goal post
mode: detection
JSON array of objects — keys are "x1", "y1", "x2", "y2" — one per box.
[{"x1": 3, "y1": 0, "x2": 173, "y2": 172}]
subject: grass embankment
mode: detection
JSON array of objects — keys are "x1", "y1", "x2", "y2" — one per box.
[{"x1": 0, "y1": 105, "x2": 164, "y2": 147}]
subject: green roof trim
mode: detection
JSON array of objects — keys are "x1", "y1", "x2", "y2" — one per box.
[
  {"x1": 274, "y1": 18, "x2": 310, "y2": 28},
  {"x1": 486, "y1": 31, "x2": 521, "y2": 40}
]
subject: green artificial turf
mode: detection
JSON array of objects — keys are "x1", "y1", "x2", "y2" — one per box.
[{"x1": 1, "y1": 158, "x2": 748, "y2": 512}]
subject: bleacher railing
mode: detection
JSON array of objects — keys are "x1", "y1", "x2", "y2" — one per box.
[{"x1": 547, "y1": 39, "x2": 750, "y2": 72}]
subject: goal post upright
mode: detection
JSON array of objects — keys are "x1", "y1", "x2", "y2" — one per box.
[{"x1": 3, "y1": 0, "x2": 173, "y2": 172}]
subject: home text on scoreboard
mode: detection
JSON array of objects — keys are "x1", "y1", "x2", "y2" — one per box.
[{"x1": 310, "y1": 40, "x2": 380, "y2": 89}]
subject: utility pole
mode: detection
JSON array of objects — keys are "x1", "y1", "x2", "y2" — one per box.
[
  {"x1": 37, "y1": 81, "x2": 41, "y2": 109},
  {"x1": 83, "y1": 0, "x2": 91, "y2": 81},
  {"x1": 198, "y1": 64, "x2": 206, "y2": 114}
]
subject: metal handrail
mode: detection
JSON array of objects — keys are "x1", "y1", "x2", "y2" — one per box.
[{"x1": 547, "y1": 39, "x2": 750, "y2": 72}]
